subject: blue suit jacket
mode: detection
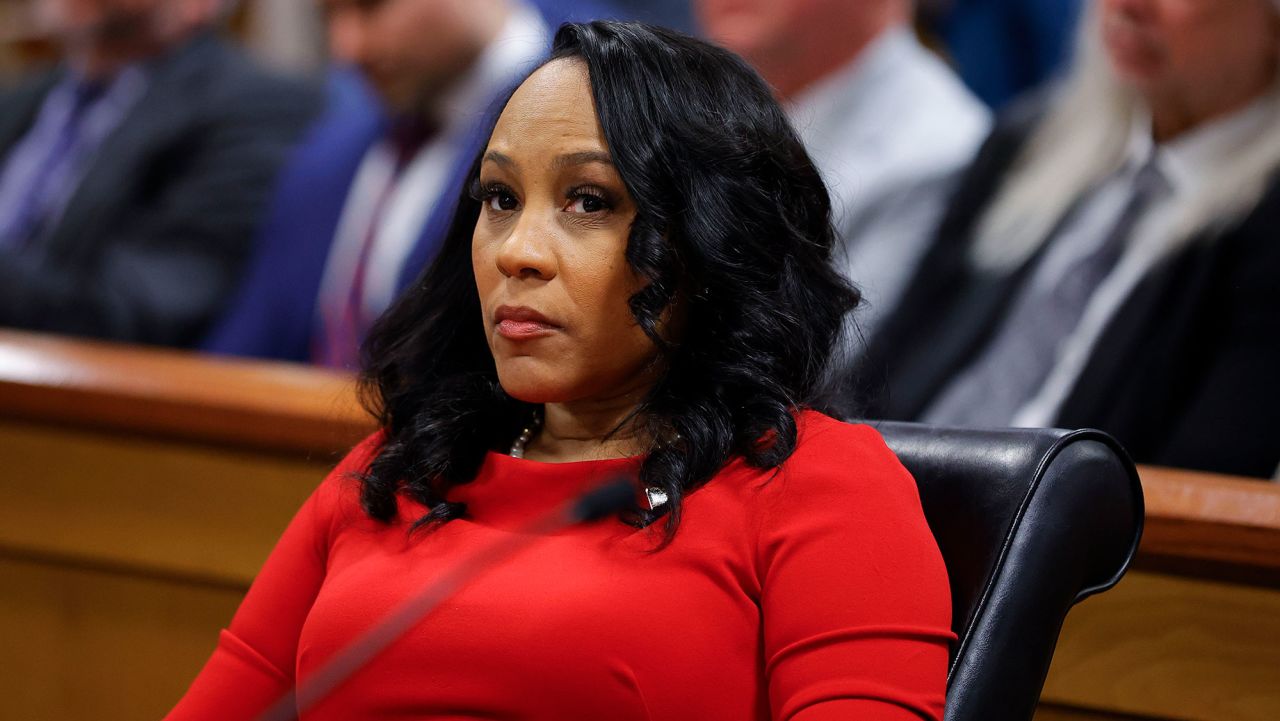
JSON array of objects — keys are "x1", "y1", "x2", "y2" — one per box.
[
  {"x1": 204, "y1": 0, "x2": 618, "y2": 362},
  {"x1": 202, "y1": 68, "x2": 485, "y2": 362}
]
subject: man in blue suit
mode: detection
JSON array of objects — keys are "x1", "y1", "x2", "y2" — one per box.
[{"x1": 205, "y1": 0, "x2": 608, "y2": 366}]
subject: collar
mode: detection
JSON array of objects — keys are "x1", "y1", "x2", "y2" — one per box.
[
  {"x1": 786, "y1": 25, "x2": 916, "y2": 136},
  {"x1": 1125, "y1": 89, "x2": 1278, "y2": 196}
]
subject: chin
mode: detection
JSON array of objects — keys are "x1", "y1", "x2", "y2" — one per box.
[
  {"x1": 1111, "y1": 65, "x2": 1165, "y2": 97},
  {"x1": 500, "y1": 384, "x2": 562, "y2": 405},
  {"x1": 494, "y1": 364, "x2": 569, "y2": 405}
]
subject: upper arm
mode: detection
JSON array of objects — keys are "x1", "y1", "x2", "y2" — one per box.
[{"x1": 756, "y1": 423, "x2": 953, "y2": 721}]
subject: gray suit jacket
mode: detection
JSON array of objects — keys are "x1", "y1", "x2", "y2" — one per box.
[{"x1": 0, "y1": 32, "x2": 320, "y2": 345}]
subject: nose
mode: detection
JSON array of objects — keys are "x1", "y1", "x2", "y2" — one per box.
[
  {"x1": 327, "y1": 9, "x2": 368, "y2": 66},
  {"x1": 494, "y1": 213, "x2": 557, "y2": 281}
]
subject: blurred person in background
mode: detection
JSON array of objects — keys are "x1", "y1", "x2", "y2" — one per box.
[
  {"x1": 203, "y1": 0, "x2": 613, "y2": 368},
  {"x1": 0, "y1": 0, "x2": 320, "y2": 345},
  {"x1": 917, "y1": 0, "x2": 1085, "y2": 109},
  {"x1": 696, "y1": 0, "x2": 990, "y2": 338},
  {"x1": 854, "y1": 0, "x2": 1280, "y2": 478}
]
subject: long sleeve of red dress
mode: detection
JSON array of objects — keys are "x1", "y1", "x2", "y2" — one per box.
[{"x1": 165, "y1": 411, "x2": 953, "y2": 721}]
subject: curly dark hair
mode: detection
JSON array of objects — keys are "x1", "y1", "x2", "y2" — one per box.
[{"x1": 357, "y1": 20, "x2": 861, "y2": 536}]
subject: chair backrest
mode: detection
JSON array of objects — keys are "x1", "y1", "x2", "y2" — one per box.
[{"x1": 872, "y1": 422, "x2": 1144, "y2": 721}]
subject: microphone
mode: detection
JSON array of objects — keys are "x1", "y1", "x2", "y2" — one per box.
[
  {"x1": 256, "y1": 477, "x2": 636, "y2": 721},
  {"x1": 571, "y1": 476, "x2": 638, "y2": 522}
]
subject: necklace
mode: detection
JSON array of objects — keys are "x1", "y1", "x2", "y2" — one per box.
[
  {"x1": 507, "y1": 409, "x2": 667, "y2": 509},
  {"x1": 508, "y1": 409, "x2": 542, "y2": 458}
]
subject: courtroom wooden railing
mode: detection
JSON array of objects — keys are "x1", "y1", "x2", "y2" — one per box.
[
  {"x1": 1, "y1": 328, "x2": 1276, "y2": 587},
  {"x1": 0, "y1": 328, "x2": 372, "y2": 455}
]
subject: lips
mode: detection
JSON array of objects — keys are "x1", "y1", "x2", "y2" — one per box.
[{"x1": 494, "y1": 305, "x2": 561, "y2": 340}]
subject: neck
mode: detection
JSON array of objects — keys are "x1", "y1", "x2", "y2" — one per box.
[
  {"x1": 1148, "y1": 65, "x2": 1276, "y2": 143},
  {"x1": 759, "y1": 8, "x2": 904, "y2": 100},
  {"x1": 522, "y1": 385, "x2": 652, "y2": 464}
]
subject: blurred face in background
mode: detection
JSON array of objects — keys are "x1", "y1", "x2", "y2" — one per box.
[
  {"x1": 38, "y1": 0, "x2": 219, "y2": 73},
  {"x1": 1100, "y1": 0, "x2": 1279, "y2": 102},
  {"x1": 694, "y1": 0, "x2": 903, "y2": 98},
  {"x1": 39, "y1": 0, "x2": 217, "y2": 46},
  {"x1": 696, "y1": 0, "x2": 806, "y2": 63},
  {"x1": 322, "y1": 0, "x2": 504, "y2": 116}
]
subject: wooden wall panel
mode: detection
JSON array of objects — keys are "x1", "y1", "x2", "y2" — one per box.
[
  {"x1": 1042, "y1": 572, "x2": 1280, "y2": 721},
  {"x1": 0, "y1": 420, "x2": 334, "y2": 585},
  {"x1": 0, "y1": 555, "x2": 243, "y2": 721}
]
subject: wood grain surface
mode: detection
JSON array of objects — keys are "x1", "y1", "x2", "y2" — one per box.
[{"x1": 0, "y1": 329, "x2": 373, "y2": 456}]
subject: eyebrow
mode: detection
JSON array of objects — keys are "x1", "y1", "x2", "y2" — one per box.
[
  {"x1": 553, "y1": 151, "x2": 614, "y2": 169},
  {"x1": 481, "y1": 150, "x2": 614, "y2": 169},
  {"x1": 483, "y1": 150, "x2": 515, "y2": 168}
]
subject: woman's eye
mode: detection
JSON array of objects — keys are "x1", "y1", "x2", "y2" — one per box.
[
  {"x1": 486, "y1": 190, "x2": 519, "y2": 212},
  {"x1": 564, "y1": 191, "x2": 609, "y2": 214}
]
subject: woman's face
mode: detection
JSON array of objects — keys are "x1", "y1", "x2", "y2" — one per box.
[{"x1": 473, "y1": 59, "x2": 657, "y2": 406}]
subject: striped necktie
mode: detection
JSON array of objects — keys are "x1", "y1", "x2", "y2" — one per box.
[
  {"x1": 923, "y1": 160, "x2": 1170, "y2": 427},
  {"x1": 0, "y1": 80, "x2": 107, "y2": 249}
]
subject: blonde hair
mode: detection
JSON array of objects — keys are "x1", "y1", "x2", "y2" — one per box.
[{"x1": 970, "y1": 3, "x2": 1280, "y2": 271}]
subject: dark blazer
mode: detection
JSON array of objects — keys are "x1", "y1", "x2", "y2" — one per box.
[
  {"x1": 0, "y1": 32, "x2": 321, "y2": 346},
  {"x1": 852, "y1": 108, "x2": 1280, "y2": 478}
]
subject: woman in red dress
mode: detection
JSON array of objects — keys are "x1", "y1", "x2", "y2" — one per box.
[{"x1": 167, "y1": 21, "x2": 953, "y2": 721}]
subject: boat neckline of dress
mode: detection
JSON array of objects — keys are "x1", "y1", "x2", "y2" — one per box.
[{"x1": 482, "y1": 449, "x2": 645, "y2": 468}]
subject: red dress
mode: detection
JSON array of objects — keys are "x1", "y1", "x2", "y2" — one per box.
[{"x1": 166, "y1": 410, "x2": 954, "y2": 720}]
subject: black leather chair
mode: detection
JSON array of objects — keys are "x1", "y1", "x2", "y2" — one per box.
[{"x1": 872, "y1": 422, "x2": 1144, "y2": 721}]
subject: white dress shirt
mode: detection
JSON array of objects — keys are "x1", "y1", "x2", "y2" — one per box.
[{"x1": 788, "y1": 26, "x2": 991, "y2": 336}]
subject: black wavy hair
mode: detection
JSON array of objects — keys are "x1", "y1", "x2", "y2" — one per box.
[{"x1": 357, "y1": 20, "x2": 860, "y2": 536}]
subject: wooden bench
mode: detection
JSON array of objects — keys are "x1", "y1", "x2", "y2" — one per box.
[{"x1": 0, "y1": 329, "x2": 1276, "y2": 720}]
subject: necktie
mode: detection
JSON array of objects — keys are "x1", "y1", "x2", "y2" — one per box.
[
  {"x1": 313, "y1": 118, "x2": 433, "y2": 369},
  {"x1": 0, "y1": 80, "x2": 107, "y2": 249},
  {"x1": 923, "y1": 160, "x2": 1169, "y2": 427}
]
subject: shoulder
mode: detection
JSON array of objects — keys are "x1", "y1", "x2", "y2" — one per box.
[
  {"x1": 167, "y1": 34, "x2": 321, "y2": 125},
  {"x1": 0, "y1": 70, "x2": 58, "y2": 143},
  {"x1": 790, "y1": 410, "x2": 910, "y2": 476},
  {"x1": 880, "y1": 36, "x2": 992, "y2": 167},
  {"x1": 753, "y1": 410, "x2": 922, "y2": 519},
  {"x1": 745, "y1": 412, "x2": 947, "y2": 614},
  {"x1": 0, "y1": 68, "x2": 58, "y2": 108},
  {"x1": 291, "y1": 69, "x2": 387, "y2": 158},
  {"x1": 834, "y1": 51, "x2": 991, "y2": 203},
  {"x1": 307, "y1": 431, "x2": 387, "y2": 529}
]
